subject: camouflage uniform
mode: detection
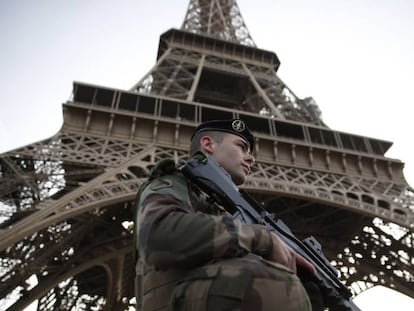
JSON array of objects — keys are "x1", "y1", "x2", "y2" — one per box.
[{"x1": 135, "y1": 159, "x2": 311, "y2": 311}]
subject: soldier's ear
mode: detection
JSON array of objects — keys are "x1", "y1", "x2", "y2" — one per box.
[{"x1": 200, "y1": 136, "x2": 215, "y2": 154}]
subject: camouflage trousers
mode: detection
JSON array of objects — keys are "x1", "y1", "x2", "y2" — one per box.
[{"x1": 169, "y1": 256, "x2": 311, "y2": 311}]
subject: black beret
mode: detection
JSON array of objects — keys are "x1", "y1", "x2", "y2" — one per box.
[{"x1": 192, "y1": 119, "x2": 255, "y2": 150}]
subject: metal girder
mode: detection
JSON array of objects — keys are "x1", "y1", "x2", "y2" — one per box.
[
  {"x1": 182, "y1": 0, "x2": 255, "y2": 46},
  {"x1": 1, "y1": 146, "x2": 160, "y2": 310}
]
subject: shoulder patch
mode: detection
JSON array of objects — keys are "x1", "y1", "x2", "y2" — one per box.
[
  {"x1": 139, "y1": 171, "x2": 190, "y2": 207},
  {"x1": 150, "y1": 178, "x2": 173, "y2": 190}
]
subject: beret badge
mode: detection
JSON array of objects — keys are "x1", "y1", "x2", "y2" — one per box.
[{"x1": 232, "y1": 119, "x2": 245, "y2": 132}]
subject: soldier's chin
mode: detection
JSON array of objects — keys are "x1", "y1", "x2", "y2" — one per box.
[{"x1": 232, "y1": 173, "x2": 246, "y2": 186}]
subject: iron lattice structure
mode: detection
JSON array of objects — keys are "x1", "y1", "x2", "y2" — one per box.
[{"x1": 1, "y1": 0, "x2": 413, "y2": 309}]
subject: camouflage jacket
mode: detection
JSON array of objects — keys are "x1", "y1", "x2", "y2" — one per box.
[{"x1": 135, "y1": 158, "x2": 274, "y2": 310}]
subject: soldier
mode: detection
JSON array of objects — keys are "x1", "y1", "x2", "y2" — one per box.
[{"x1": 134, "y1": 119, "x2": 318, "y2": 311}]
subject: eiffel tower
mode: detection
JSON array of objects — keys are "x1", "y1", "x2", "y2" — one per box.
[{"x1": 1, "y1": 0, "x2": 413, "y2": 310}]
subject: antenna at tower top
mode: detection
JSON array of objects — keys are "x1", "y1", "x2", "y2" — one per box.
[{"x1": 181, "y1": 0, "x2": 256, "y2": 46}]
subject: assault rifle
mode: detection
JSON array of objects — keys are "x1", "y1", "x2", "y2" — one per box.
[{"x1": 181, "y1": 152, "x2": 361, "y2": 311}]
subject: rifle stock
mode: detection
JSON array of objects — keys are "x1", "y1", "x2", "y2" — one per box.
[{"x1": 181, "y1": 153, "x2": 361, "y2": 311}]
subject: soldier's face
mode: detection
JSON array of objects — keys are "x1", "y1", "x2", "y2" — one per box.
[{"x1": 209, "y1": 133, "x2": 255, "y2": 185}]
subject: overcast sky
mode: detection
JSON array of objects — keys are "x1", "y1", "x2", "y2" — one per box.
[{"x1": 0, "y1": 0, "x2": 413, "y2": 309}]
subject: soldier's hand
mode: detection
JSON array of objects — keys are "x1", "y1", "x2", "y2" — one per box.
[{"x1": 268, "y1": 233, "x2": 317, "y2": 276}]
